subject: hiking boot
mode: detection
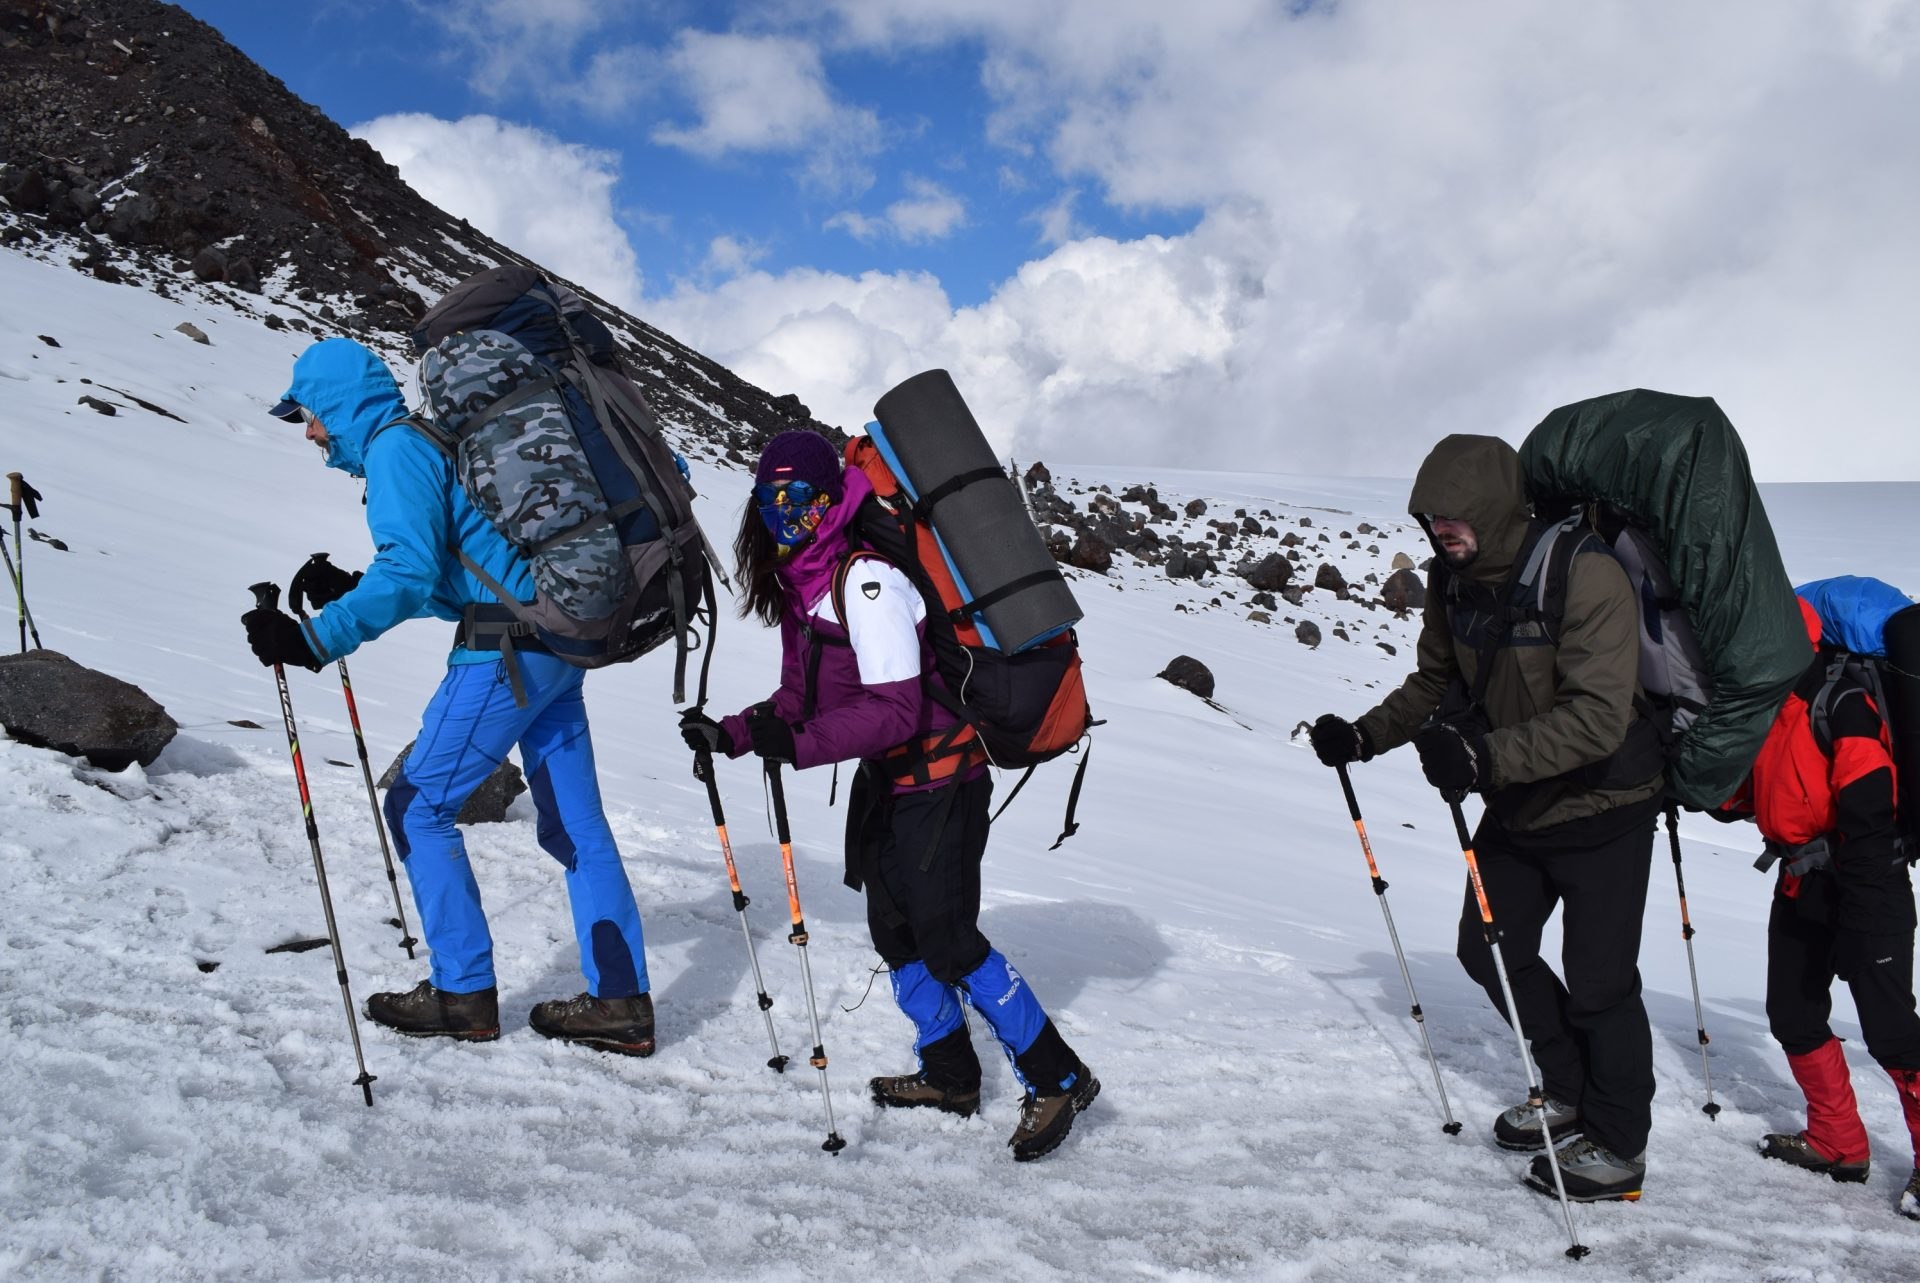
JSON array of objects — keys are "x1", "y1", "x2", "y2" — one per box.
[
  {"x1": 1760, "y1": 1131, "x2": 1871, "y2": 1183},
  {"x1": 529, "y1": 992, "x2": 655, "y2": 1056},
  {"x1": 869, "y1": 1072, "x2": 981, "y2": 1117},
  {"x1": 364, "y1": 979, "x2": 500, "y2": 1041},
  {"x1": 1493, "y1": 1096, "x2": 1583, "y2": 1151},
  {"x1": 1008, "y1": 1064, "x2": 1101, "y2": 1162},
  {"x1": 1900, "y1": 1168, "x2": 1920, "y2": 1221},
  {"x1": 1524, "y1": 1137, "x2": 1646, "y2": 1203}
]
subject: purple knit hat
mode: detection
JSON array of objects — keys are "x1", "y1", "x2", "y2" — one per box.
[{"x1": 754, "y1": 430, "x2": 843, "y2": 501}]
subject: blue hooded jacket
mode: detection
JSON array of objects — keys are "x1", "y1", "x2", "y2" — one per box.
[{"x1": 279, "y1": 339, "x2": 534, "y2": 665}]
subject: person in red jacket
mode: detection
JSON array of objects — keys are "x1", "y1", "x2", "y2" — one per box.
[{"x1": 1730, "y1": 597, "x2": 1920, "y2": 1220}]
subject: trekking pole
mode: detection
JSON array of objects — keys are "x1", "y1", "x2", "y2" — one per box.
[
  {"x1": 693, "y1": 743, "x2": 788, "y2": 1073},
  {"x1": 1337, "y1": 765, "x2": 1461, "y2": 1135},
  {"x1": 291, "y1": 558, "x2": 416, "y2": 959},
  {"x1": 0, "y1": 528, "x2": 41, "y2": 652},
  {"x1": 6, "y1": 473, "x2": 43, "y2": 651},
  {"x1": 1446, "y1": 793, "x2": 1587, "y2": 1260},
  {"x1": 765, "y1": 755, "x2": 847, "y2": 1152},
  {"x1": 251, "y1": 581, "x2": 377, "y2": 1107},
  {"x1": 1665, "y1": 805, "x2": 1720, "y2": 1119}
]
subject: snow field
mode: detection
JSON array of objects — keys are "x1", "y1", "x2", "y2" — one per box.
[{"x1": 4, "y1": 247, "x2": 1920, "y2": 1280}]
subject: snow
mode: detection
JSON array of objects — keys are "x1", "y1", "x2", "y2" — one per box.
[{"x1": 4, "y1": 244, "x2": 1920, "y2": 1281}]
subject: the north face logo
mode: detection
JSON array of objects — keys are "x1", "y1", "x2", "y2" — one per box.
[{"x1": 862, "y1": 581, "x2": 881, "y2": 600}]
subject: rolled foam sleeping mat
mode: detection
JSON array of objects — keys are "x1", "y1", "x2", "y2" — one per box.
[
  {"x1": 872, "y1": 369, "x2": 1080, "y2": 653},
  {"x1": 1883, "y1": 603, "x2": 1920, "y2": 841}
]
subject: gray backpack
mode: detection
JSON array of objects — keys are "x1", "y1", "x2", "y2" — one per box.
[{"x1": 397, "y1": 266, "x2": 718, "y2": 704}]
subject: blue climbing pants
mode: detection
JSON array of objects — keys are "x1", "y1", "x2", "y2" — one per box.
[{"x1": 383, "y1": 652, "x2": 648, "y2": 998}]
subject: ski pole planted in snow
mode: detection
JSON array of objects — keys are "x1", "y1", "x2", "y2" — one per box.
[
  {"x1": 1665, "y1": 805, "x2": 1720, "y2": 1119},
  {"x1": 1337, "y1": 765, "x2": 1461, "y2": 1135},
  {"x1": 251, "y1": 581, "x2": 378, "y2": 1107},
  {"x1": 764, "y1": 753, "x2": 847, "y2": 1152},
  {"x1": 0, "y1": 528, "x2": 41, "y2": 652},
  {"x1": 291, "y1": 556, "x2": 416, "y2": 959},
  {"x1": 6, "y1": 472, "x2": 44, "y2": 651},
  {"x1": 1446, "y1": 794, "x2": 1588, "y2": 1260},
  {"x1": 694, "y1": 738, "x2": 788, "y2": 1073}
]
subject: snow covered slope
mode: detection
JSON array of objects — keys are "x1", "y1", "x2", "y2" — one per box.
[{"x1": 4, "y1": 246, "x2": 1920, "y2": 1282}]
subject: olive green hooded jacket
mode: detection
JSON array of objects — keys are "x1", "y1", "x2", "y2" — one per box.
[{"x1": 1355, "y1": 435, "x2": 1664, "y2": 832}]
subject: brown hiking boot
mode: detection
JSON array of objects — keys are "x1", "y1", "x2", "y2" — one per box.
[
  {"x1": 869, "y1": 1072, "x2": 981, "y2": 1117},
  {"x1": 365, "y1": 979, "x2": 500, "y2": 1041},
  {"x1": 1760, "y1": 1131, "x2": 1871, "y2": 1183},
  {"x1": 1008, "y1": 1064, "x2": 1100, "y2": 1162},
  {"x1": 529, "y1": 992, "x2": 655, "y2": 1056},
  {"x1": 1900, "y1": 1168, "x2": 1920, "y2": 1221}
]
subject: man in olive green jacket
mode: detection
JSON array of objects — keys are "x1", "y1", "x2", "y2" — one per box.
[{"x1": 1310, "y1": 434, "x2": 1664, "y2": 1203}]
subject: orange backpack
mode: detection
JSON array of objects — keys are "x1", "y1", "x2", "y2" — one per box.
[{"x1": 834, "y1": 437, "x2": 1094, "y2": 845}]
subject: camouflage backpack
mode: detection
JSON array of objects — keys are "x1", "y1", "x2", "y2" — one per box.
[{"x1": 394, "y1": 266, "x2": 717, "y2": 703}]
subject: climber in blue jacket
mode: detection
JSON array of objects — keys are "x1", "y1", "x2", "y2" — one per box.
[{"x1": 239, "y1": 337, "x2": 655, "y2": 1056}]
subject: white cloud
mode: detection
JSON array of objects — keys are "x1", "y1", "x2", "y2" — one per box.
[
  {"x1": 702, "y1": 235, "x2": 770, "y2": 278},
  {"x1": 352, "y1": 113, "x2": 645, "y2": 311},
  {"x1": 786, "y1": 0, "x2": 1920, "y2": 480},
  {"x1": 827, "y1": 177, "x2": 967, "y2": 244},
  {"x1": 651, "y1": 31, "x2": 881, "y2": 192},
  {"x1": 1028, "y1": 188, "x2": 1083, "y2": 247}
]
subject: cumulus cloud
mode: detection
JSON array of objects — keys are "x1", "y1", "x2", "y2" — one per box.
[
  {"x1": 352, "y1": 113, "x2": 645, "y2": 311},
  {"x1": 651, "y1": 31, "x2": 881, "y2": 192},
  {"x1": 785, "y1": 0, "x2": 1920, "y2": 480},
  {"x1": 827, "y1": 177, "x2": 967, "y2": 243}
]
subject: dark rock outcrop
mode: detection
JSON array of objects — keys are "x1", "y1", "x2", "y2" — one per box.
[
  {"x1": 1381, "y1": 567, "x2": 1426, "y2": 613},
  {"x1": 0, "y1": 650, "x2": 177, "y2": 770},
  {"x1": 1157, "y1": 655, "x2": 1215, "y2": 700}
]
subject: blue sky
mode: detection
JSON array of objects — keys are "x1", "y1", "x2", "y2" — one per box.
[{"x1": 171, "y1": 1, "x2": 1920, "y2": 481}]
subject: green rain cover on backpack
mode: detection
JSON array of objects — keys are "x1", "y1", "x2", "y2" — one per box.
[{"x1": 1518, "y1": 389, "x2": 1808, "y2": 810}]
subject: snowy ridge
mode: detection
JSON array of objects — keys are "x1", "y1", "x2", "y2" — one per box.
[{"x1": 4, "y1": 246, "x2": 1920, "y2": 1281}]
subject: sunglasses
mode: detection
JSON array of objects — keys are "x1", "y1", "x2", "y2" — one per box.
[{"x1": 753, "y1": 479, "x2": 821, "y2": 510}]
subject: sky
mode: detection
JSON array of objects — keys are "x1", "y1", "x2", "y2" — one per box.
[{"x1": 173, "y1": 0, "x2": 1920, "y2": 481}]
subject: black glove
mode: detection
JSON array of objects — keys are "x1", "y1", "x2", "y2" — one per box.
[
  {"x1": 1413, "y1": 722, "x2": 1491, "y2": 795},
  {"x1": 289, "y1": 554, "x2": 362, "y2": 613},
  {"x1": 745, "y1": 706, "x2": 797, "y2": 764},
  {"x1": 1309, "y1": 714, "x2": 1373, "y2": 768},
  {"x1": 243, "y1": 607, "x2": 322, "y2": 671},
  {"x1": 679, "y1": 706, "x2": 733, "y2": 756}
]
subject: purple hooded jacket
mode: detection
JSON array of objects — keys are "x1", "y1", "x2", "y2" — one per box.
[{"x1": 721, "y1": 466, "x2": 977, "y2": 793}]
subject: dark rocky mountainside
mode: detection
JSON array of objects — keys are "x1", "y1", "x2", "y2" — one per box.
[{"x1": 0, "y1": 0, "x2": 827, "y2": 456}]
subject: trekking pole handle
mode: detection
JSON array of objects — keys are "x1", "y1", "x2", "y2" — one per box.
[
  {"x1": 1335, "y1": 763, "x2": 1362, "y2": 822},
  {"x1": 6, "y1": 472, "x2": 24, "y2": 520},
  {"x1": 250, "y1": 581, "x2": 281, "y2": 613},
  {"x1": 766, "y1": 757, "x2": 793, "y2": 845}
]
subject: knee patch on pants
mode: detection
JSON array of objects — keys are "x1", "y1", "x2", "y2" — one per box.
[{"x1": 528, "y1": 763, "x2": 577, "y2": 871}]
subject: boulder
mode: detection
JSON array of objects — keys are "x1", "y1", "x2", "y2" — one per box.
[
  {"x1": 1069, "y1": 533, "x2": 1113, "y2": 574},
  {"x1": 1314, "y1": 563, "x2": 1348, "y2": 593},
  {"x1": 378, "y1": 741, "x2": 526, "y2": 823},
  {"x1": 1392, "y1": 551, "x2": 1416, "y2": 571},
  {"x1": 1381, "y1": 567, "x2": 1426, "y2": 613},
  {"x1": 1157, "y1": 655, "x2": 1215, "y2": 700},
  {"x1": 1184, "y1": 499, "x2": 1207, "y2": 518},
  {"x1": 1242, "y1": 553, "x2": 1294, "y2": 592},
  {"x1": 1295, "y1": 620, "x2": 1322, "y2": 648},
  {"x1": 175, "y1": 321, "x2": 210, "y2": 345},
  {"x1": 0, "y1": 650, "x2": 178, "y2": 771}
]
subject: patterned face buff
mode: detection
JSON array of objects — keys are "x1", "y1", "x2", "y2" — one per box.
[{"x1": 755, "y1": 479, "x2": 831, "y2": 547}]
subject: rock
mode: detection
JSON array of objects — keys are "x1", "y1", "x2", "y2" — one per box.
[
  {"x1": 37, "y1": 335, "x2": 59, "y2": 347},
  {"x1": 1250, "y1": 591, "x2": 1278, "y2": 610},
  {"x1": 175, "y1": 322, "x2": 210, "y2": 345},
  {"x1": 1184, "y1": 499, "x2": 1207, "y2": 518},
  {"x1": 1299, "y1": 517, "x2": 1313, "y2": 528},
  {"x1": 1391, "y1": 551, "x2": 1415, "y2": 571},
  {"x1": 1157, "y1": 655, "x2": 1215, "y2": 700},
  {"x1": 0, "y1": 651, "x2": 178, "y2": 771},
  {"x1": 1242, "y1": 553, "x2": 1294, "y2": 592},
  {"x1": 1315, "y1": 563, "x2": 1348, "y2": 593},
  {"x1": 1281, "y1": 586, "x2": 1307, "y2": 606},
  {"x1": 1240, "y1": 516, "x2": 1262, "y2": 535},
  {"x1": 1295, "y1": 620, "x2": 1321, "y2": 648},
  {"x1": 1280, "y1": 532, "x2": 1302, "y2": 548},
  {"x1": 190, "y1": 246, "x2": 227, "y2": 281},
  {"x1": 1332, "y1": 626, "x2": 1350, "y2": 642},
  {"x1": 1357, "y1": 523, "x2": 1375, "y2": 534},
  {"x1": 1381, "y1": 567, "x2": 1426, "y2": 613},
  {"x1": 1377, "y1": 641, "x2": 1398, "y2": 656},
  {"x1": 263, "y1": 314, "x2": 287, "y2": 331},
  {"x1": 378, "y1": 741, "x2": 526, "y2": 823},
  {"x1": 1069, "y1": 533, "x2": 1113, "y2": 574},
  {"x1": 1248, "y1": 610, "x2": 1272, "y2": 624},
  {"x1": 77, "y1": 395, "x2": 116, "y2": 415},
  {"x1": 224, "y1": 256, "x2": 261, "y2": 293},
  {"x1": 1044, "y1": 528, "x2": 1073, "y2": 564},
  {"x1": 1025, "y1": 461, "x2": 1051, "y2": 486},
  {"x1": 1164, "y1": 549, "x2": 1189, "y2": 580}
]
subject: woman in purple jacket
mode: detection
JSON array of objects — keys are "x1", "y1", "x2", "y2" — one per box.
[{"x1": 680, "y1": 431, "x2": 1098, "y2": 1161}]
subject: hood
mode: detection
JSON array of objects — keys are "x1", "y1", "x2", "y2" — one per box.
[
  {"x1": 1406, "y1": 434, "x2": 1533, "y2": 584},
  {"x1": 777, "y1": 465, "x2": 875, "y2": 609},
  {"x1": 278, "y1": 339, "x2": 410, "y2": 479}
]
